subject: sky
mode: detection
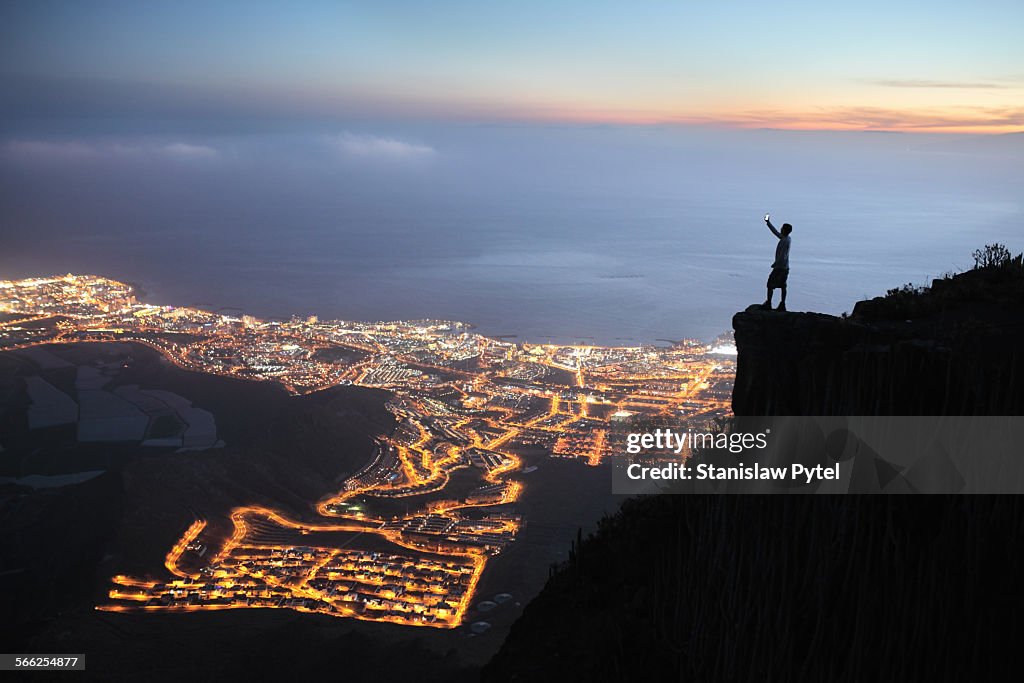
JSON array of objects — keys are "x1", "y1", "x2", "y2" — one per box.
[{"x1": 2, "y1": 0, "x2": 1023, "y2": 133}]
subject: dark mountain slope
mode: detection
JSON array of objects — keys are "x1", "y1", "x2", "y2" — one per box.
[{"x1": 484, "y1": 253, "x2": 1024, "y2": 681}]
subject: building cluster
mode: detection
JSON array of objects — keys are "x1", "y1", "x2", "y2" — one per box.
[
  {"x1": 103, "y1": 546, "x2": 480, "y2": 627},
  {"x1": 4, "y1": 274, "x2": 735, "y2": 628}
]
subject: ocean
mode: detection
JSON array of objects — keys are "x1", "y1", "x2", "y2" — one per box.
[{"x1": 2, "y1": 125, "x2": 1021, "y2": 345}]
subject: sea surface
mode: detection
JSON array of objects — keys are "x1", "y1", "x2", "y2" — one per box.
[{"x1": 2, "y1": 126, "x2": 1021, "y2": 345}]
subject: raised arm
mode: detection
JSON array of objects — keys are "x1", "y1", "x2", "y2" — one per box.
[{"x1": 765, "y1": 215, "x2": 782, "y2": 238}]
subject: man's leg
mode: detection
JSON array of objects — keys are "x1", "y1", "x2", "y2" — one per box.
[
  {"x1": 777, "y1": 285, "x2": 787, "y2": 310},
  {"x1": 764, "y1": 287, "x2": 773, "y2": 308}
]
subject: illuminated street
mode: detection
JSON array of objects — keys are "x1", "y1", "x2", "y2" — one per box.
[{"x1": 2, "y1": 274, "x2": 735, "y2": 627}]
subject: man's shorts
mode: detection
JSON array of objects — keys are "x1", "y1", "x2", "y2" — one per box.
[{"x1": 767, "y1": 267, "x2": 789, "y2": 289}]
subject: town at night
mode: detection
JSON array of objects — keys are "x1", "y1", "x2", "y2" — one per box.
[{"x1": 1, "y1": 274, "x2": 733, "y2": 629}]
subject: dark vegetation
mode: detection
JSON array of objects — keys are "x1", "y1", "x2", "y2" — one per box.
[{"x1": 866, "y1": 242, "x2": 1022, "y2": 321}]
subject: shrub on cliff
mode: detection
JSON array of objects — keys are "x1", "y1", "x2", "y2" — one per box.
[
  {"x1": 854, "y1": 243, "x2": 1023, "y2": 321},
  {"x1": 972, "y1": 242, "x2": 1013, "y2": 270}
]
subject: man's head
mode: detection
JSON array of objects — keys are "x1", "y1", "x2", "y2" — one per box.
[{"x1": 781, "y1": 223, "x2": 793, "y2": 236}]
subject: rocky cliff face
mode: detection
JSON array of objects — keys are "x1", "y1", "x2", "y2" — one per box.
[
  {"x1": 482, "y1": 494, "x2": 1023, "y2": 682},
  {"x1": 483, "y1": 259, "x2": 1024, "y2": 682},
  {"x1": 732, "y1": 264, "x2": 1024, "y2": 415}
]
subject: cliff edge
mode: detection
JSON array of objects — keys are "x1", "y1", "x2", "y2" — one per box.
[
  {"x1": 483, "y1": 250, "x2": 1024, "y2": 682},
  {"x1": 733, "y1": 256, "x2": 1024, "y2": 415}
]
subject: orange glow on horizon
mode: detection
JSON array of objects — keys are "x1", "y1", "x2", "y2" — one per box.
[
  {"x1": 505, "y1": 110, "x2": 1024, "y2": 134},
  {"x1": 464, "y1": 100, "x2": 1024, "y2": 134}
]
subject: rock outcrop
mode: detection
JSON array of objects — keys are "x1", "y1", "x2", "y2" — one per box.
[
  {"x1": 733, "y1": 263, "x2": 1024, "y2": 415},
  {"x1": 483, "y1": 257, "x2": 1024, "y2": 682}
]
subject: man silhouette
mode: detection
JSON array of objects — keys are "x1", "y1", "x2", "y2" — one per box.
[{"x1": 763, "y1": 213, "x2": 792, "y2": 311}]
